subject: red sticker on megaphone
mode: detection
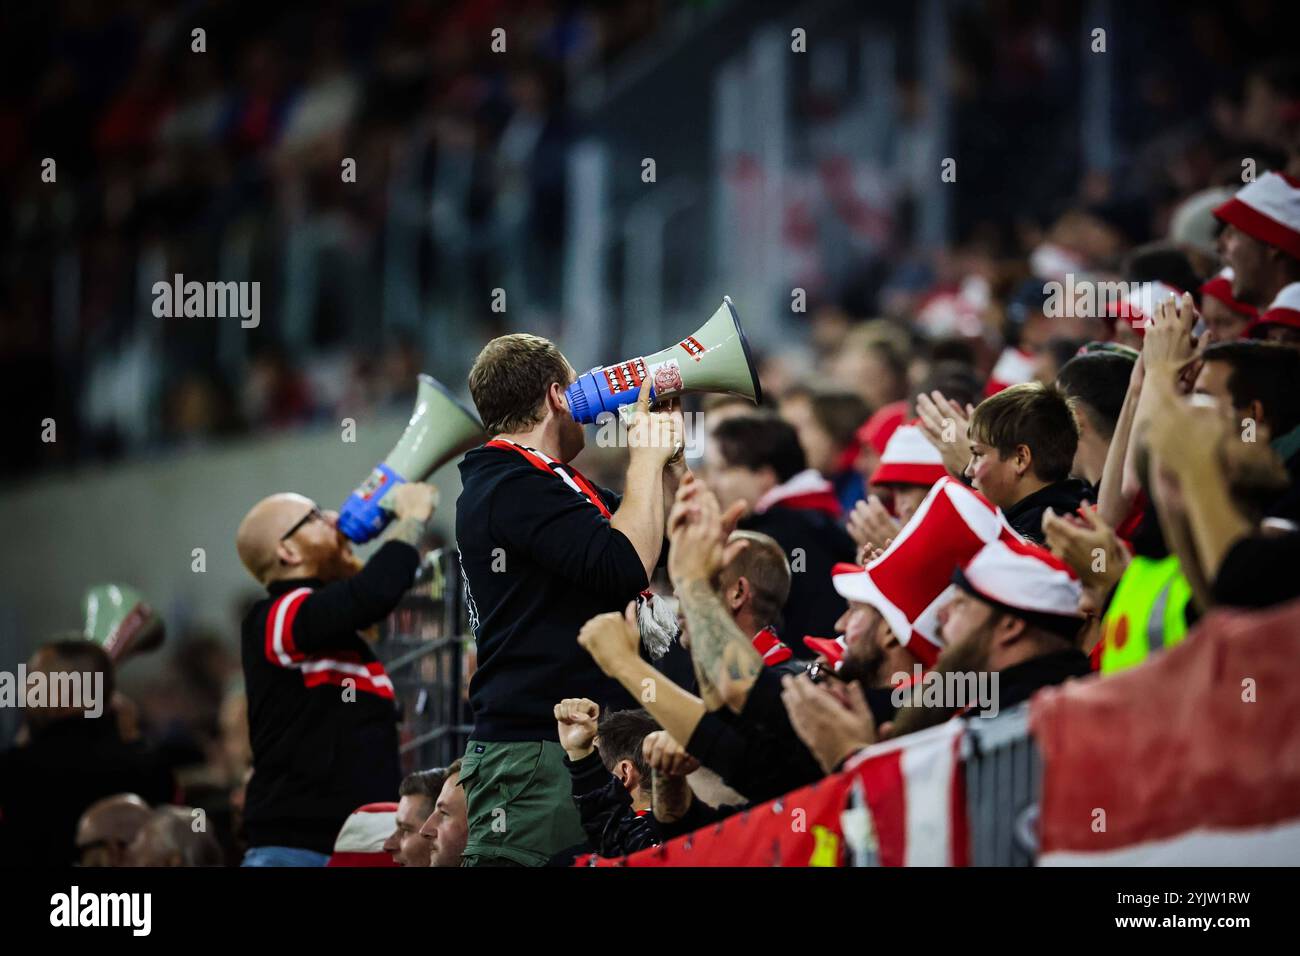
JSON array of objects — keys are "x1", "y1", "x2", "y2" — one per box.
[
  {"x1": 603, "y1": 358, "x2": 647, "y2": 395},
  {"x1": 678, "y1": 335, "x2": 706, "y2": 361}
]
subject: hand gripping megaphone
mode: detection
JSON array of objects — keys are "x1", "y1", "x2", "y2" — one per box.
[
  {"x1": 83, "y1": 583, "x2": 165, "y2": 663},
  {"x1": 564, "y1": 296, "x2": 762, "y2": 423},
  {"x1": 338, "y1": 374, "x2": 485, "y2": 542}
]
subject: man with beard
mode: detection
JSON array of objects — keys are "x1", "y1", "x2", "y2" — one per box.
[
  {"x1": 782, "y1": 539, "x2": 1090, "y2": 772},
  {"x1": 234, "y1": 483, "x2": 437, "y2": 866},
  {"x1": 824, "y1": 592, "x2": 928, "y2": 729}
]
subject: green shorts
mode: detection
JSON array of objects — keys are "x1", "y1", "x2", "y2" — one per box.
[{"x1": 459, "y1": 739, "x2": 586, "y2": 867}]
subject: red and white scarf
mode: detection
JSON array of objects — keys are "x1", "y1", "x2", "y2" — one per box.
[{"x1": 754, "y1": 468, "x2": 842, "y2": 518}]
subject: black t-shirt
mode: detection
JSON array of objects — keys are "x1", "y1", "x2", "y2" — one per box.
[{"x1": 456, "y1": 444, "x2": 651, "y2": 742}]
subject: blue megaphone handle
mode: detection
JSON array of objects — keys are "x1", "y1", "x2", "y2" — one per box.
[
  {"x1": 338, "y1": 462, "x2": 407, "y2": 543},
  {"x1": 566, "y1": 365, "x2": 654, "y2": 425}
]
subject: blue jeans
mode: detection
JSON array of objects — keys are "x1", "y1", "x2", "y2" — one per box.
[{"x1": 242, "y1": 846, "x2": 330, "y2": 867}]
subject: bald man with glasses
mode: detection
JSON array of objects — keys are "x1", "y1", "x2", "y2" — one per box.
[{"x1": 234, "y1": 482, "x2": 437, "y2": 866}]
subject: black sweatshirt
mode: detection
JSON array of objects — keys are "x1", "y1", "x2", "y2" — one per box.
[
  {"x1": 686, "y1": 666, "x2": 824, "y2": 803},
  {"x1": 456, "y1": 444, "x2": 650, "y2": 742},
  {"x1": 1003, "y1": 478, "x2": 1094, "y2": 543},
  {"x1": 240, "y1": 541, "x2": 416, "y2": 854}
]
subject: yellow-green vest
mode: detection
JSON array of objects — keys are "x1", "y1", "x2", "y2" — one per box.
[{"x1": 1100, "y1": 555, "x2": 1192, "y2": 674}]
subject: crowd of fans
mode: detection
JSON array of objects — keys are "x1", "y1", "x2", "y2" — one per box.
[{"x1": 3, "y1": 2, "x2": 1300, "y2": 868}]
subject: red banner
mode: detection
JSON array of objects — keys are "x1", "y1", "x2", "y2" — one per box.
[{"x1": 577, "y1": 769, "x2": 856, "y2": 867}]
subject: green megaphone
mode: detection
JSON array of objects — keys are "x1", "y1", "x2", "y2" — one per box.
[{"x1": 83, "y1": 584, "x2": 165, "y2": 662}]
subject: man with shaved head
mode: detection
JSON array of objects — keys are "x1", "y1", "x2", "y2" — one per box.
[
  {"x1": 235, "y1": 482, "x2": 438, "y2": 866},
  {"x1": 127, "y1": 806, "x2": 224, "y2": 867},
  {"x1": 76, "y1": 793, "x2": 154, "y2": 867}
]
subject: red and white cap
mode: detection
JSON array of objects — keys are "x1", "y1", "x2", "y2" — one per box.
[
  {"x1": 1246, "y1": 282, "x2": 1300, "y2": 338},
  {"x1": 1213, "y1": 171, "x2": 1300, "y2": 261},
  {"x1": 327, "y1": 802, "x2": 400, "y2": 867},
  {"x1": 870, "y1": 424, "x2": 948, "y2": 488},
  {"x1": 984, "y1": 346, "x2": 1036, "y2": 397},
  {"x1": 1104, "y1": 281, "x2": 1181, "y2": 334},
  {"x1": 952, "y1": 538, "x2": 1084, "y2": 638},
  {"x1": 802, "y1": 634, "x2": 847, "y2": 669},
  {"x1": 832, "y1": 477, "x2": 1020, "y2": 666},
  {"x1": 856, "y1": 401, "x2": 909, "y2": 456},
  {"x1": 1199, "y1": 267, "x2": 1258, "y2": 321}
]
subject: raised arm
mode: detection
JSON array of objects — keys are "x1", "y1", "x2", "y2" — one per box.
[
  {"x1": 667, "y1": 478, "x2": 764, "y2": 715},
  {"x1": 1096, "y1": 357, "x2": 1142, "y2": 529},
  {"x1": 1145, "y1": 378, "x2": 1252, "y2": 589},
  {"x1": 609, "y1": 383, "x2": 681, "y2": 578},
  {"x1": 1121, "y1": 294, "x2": 1201, "y2": 507},
  {"x1": 576, "y1": 603, "x2": 708, "y2": 746}
]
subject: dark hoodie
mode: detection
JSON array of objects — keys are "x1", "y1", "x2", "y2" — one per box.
[
  {"x1": 455, "y1": 444, "x2": 649, "y2": 742},
  {"x1": 1003, "y1": 478, "x2": 1094, "y2": 543}
]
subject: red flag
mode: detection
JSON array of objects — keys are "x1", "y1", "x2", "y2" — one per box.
[{"x1": 1033, "y1": 599, "x2": 1300, "y2": 864}]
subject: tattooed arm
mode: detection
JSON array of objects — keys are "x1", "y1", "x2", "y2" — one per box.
[
  {"x1": 677, "y1": 580, "x2": 764, "y2": 715},
  {"x1": 666, "y1": 475, "x2": 764, "y2": 715}
]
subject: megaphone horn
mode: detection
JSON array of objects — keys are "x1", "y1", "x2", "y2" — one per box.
[
  {"x1": 565, "y1": 296, "x2": 762, "y2": 424},
  {"x1": 338, "y1": 374, "x2": 485, "y2": 542},
  {"x1": 83, "y1": 583, "x2": 165, "y2": 663}
]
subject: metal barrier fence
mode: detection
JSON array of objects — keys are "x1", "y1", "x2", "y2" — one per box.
[
  {"x1": 844, "y1": 703, "x2": 1041, "y2": 867},
  {"x1": 962, "y1": 703, "x2": 1040, "y2": 867},
  {"x1": 376, "y1": 548, "x2": 474, "y2": 774}
]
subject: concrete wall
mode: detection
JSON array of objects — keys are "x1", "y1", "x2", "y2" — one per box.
[{"x1": 0, "y1": 412, "x2": 462, "y2": 673}]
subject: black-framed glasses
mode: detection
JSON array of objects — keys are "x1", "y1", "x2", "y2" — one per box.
[{"x1": 280, "y1": 506, "x2": 323, "y2": 542}]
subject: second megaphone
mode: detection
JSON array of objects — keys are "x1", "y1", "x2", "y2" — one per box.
[
  {"x1": 338, "y1": 374, "x2": 485, "y2": 542},
  {"x1": 565, "y1": 296, "x2": 762, "y2": 423}
]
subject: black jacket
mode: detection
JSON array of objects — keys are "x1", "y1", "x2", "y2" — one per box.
[
  {"x1": 686, "y1": 665, "x2": 824, "y2": 803},
  {"x1": 991, "y1": 648, "x2": 1093, "y2": 712},
  {"x1": 739, "y1": 506, "x2": 857, "y2": 650},
  {"x1": 456, "y1": 444, "x2": 650, "y2": 742},
  {"x1": 0, "y1": 718, "x2": 174, "y2": 867},
  {"x1": 564, "y1": 751, "x2": 660, "y2": 858},
  {"x1": 1004, "y1": 478, "x2": 1094, "y2": 543},
  {"x1": 240, "y1": 541, "x2": 415, "y2": 854}
]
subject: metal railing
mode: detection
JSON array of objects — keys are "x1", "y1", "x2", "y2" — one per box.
[
  {"x1": 376, "y1": 548, "x2": 474, "y2": 774},
  {"x1": 962, "y1": 703, "x2": 1040, "y2": 867}
]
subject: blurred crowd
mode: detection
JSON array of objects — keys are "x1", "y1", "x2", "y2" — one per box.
[{"x1": 1, "y1": 0, "x2": 667, "y2": 476}]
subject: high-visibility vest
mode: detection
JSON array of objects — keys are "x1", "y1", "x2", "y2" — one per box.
[{"x1": 1100, "y1": 554, "x2": 1193, "y2": 674}]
